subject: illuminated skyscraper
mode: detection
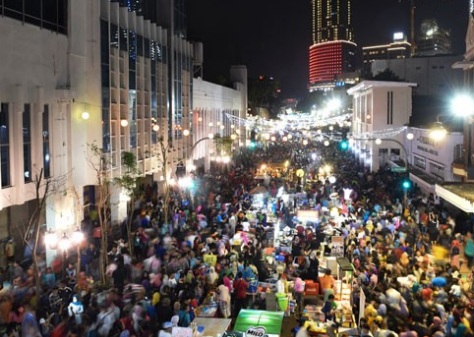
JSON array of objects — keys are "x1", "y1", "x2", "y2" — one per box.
[
  {"x1": 309, "y1": 0, "x2": 358, "y2": 91},
  {"x1": 311, "y1": 0, "x2": 354, "y2": 44}
]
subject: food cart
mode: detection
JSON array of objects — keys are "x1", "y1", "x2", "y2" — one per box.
[{"x1": 233, "y1": 310, "x2": 284, "y2": 337}]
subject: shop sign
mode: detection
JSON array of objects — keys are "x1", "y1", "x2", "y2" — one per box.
[{"x1": 246, "y1": 326, "x2": 268, "y2": 337}]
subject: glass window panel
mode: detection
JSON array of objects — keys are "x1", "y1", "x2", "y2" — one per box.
[
  {"x1": 100, "y1": 20, "x2": 109, "y2": 64},
  {"x1": 43, "y1": 105, "x2": 51, "y2": 178},
  {"x1": 120, "y1": 28, "x2": 127, "y2": 52},
  {"x1": 1, "y1": 147, "x2": 10, "y2": 188},
  {"x1": 0, "y1": 104, "x2": 9, "y2": 145},
  {"x1": 110, "y1": 24, "x2": 119, "y2": 49},
  {"x1": 101, "y1": 64, "x2": 110, "y2": 87},
  {"x1": 42, "y1": 0, "x2": 58, "y2": 25},
  {"x1": 57, "y1": 0, "x2": 68, "y2": 30},
  {"x1": 4, "y1": 0, "x2": 22, "y2": 12},
  {"x1": 25, "y1": 1, "x2": 41, "y2": 18},
  {"x1": 0, "y1": 103, "x2": 10, "y2": 188},
  {"x1": 144, "y1": 38, "x2": 150, "y2": 58},
  {"x1": 43, "y1": 142, "x2": 51, "y2": 178},
  {"x1": 23, "y1": 104, "x2": 31, "y2": 183}
]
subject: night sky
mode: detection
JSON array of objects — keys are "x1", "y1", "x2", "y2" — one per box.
[{"x1": 186, "y1": 0, "x2": 470, "y2": 98}]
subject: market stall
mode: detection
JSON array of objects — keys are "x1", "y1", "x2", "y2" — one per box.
[
  {"x1": 192, "y1": 317, "x2": 232, "y2": 337},
  {"x1": 233, "y1": 310, "x2": 284, "y2": 337}
]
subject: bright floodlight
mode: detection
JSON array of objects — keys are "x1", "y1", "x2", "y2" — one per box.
[
  {"x1": 327, "y1": 98, "x2": 341, "y2": 111},
  {"x1": 429, "y1": 122, "x2": 447, "y2": 141},
  {"x1": 406, "y1": 132, "x2": 414, "y2": 140},
  {"x1": 451, "y1": 94, "x2": 474, "y2": 117},
  {"x1": 375, "y1": 138, "x2": 382, "y2": 145}
]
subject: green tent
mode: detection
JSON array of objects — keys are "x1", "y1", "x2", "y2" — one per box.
[{"x1": 234, "y1": 310, "x2": 284, "y2": 337}]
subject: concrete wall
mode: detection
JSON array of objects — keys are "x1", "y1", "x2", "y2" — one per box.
[{"x1": 371, "y1": 55, "x2": 464, "y2": 96}]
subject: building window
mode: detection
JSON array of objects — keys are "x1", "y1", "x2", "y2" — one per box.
[
  {"x1": 23, "y1": 104, "x2": 32, "y2": 183},
  {"x1": 43, "y1": 105, "x2": 51, "y2": 178},
  {"x1": 0, "y1": 103, "x2": 10, "y2": 188},
  {"x1": 414, "y1": 155, "x2": 426, "y2": 169},
  {"x1": 386, "y1": 91, "x2": 393, "y2": 125},
  {"x1": 100, "y1": 20, "x2": 111, "y2": 152},
  {"x1": 1, "y1": 0, "x2": 68, "y2": 34},
  {"x1": 429, "y1": 161, "x2": 444, "y2": 179}
]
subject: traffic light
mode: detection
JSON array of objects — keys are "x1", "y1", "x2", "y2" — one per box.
[
  {"x1": 339, "y1": 139, "x2": 349, "y2": 151},
  {"x1": 402, "y1": 179, "x2": 411, "y2": 190}
]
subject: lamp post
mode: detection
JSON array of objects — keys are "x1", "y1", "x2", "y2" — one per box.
[{"x1": 45, "y1": 228, "x2": 84, "y2": 280}]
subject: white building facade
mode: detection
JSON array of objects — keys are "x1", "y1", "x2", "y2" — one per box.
[
  {"x1": 191, "y1": 66, "x2": 248, "y2": 171},
  {"x1": 0, "y1": 0, "x2": 197, "y2": 257},
  {"x1": 408, "y1": 127, "x2": 463, "y2": 194},
  {"x1": 347, "y1": 81, "x2": 416, "y2": 172},
  {"x1": 371, "y1": 56, "x2": 464, "y2": 96}
]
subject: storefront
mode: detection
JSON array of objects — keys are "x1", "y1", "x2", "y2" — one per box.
[{"x1": 233, "y1": 310, "x2": 284, "y2": 337}]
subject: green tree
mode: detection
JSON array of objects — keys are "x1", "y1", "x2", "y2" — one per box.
[
  {"x1": 371, "y1": 68, "x2": 403, "y2": 81},
  {"x1": 114, "y1": 151, "x2": 141, "y2": 254},
  {"x1": 248, "y1": 76, "x2": 282, "y2": 118}
]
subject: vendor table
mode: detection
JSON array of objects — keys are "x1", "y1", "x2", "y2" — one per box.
[{"x1": 192, "y1": 317, "x2": 232, "y2": 337}]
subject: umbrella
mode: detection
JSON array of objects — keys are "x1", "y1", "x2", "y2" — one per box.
[{"x1": 249, "y1": 185, "x2": 268, "y2": 195}]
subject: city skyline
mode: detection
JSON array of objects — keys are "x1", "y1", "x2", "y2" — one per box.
[{"x1": 187, "y1": 0, "x2": 469, "y2": 98}]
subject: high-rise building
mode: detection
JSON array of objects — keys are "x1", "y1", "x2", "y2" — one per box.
[
  {"x1": 416, "y1": 19, "x2": 452, "y2": 57},
  {"x1": 309, "y1": 0, "x2": 359, "y2": 91},
  {"x1": 311, "y1": 0, "x2": 353, "y2": 44},
  {"x1": 362, "y1": 33, "x2": 412, "y2": 77}
]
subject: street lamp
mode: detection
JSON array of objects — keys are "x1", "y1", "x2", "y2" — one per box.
[
  {"x1": 45, "y1": 229, "x2": 84, "y2": 280},
  {"x1": 451, "y1": 94, "x2": 474, "y2": 117},
  {"x1": 44, "y1": 229, "x2": 58, "y2": 250},
  {"x1": 429, "y1": 121, "x2": 448, "y2": 140}
]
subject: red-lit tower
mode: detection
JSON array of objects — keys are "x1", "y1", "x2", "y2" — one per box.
[{"x1": 309, "y1": 0, "x2": 358, "y2": 91}]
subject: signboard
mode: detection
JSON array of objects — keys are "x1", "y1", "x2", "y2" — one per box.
[
  {"x1": 234, "y1": 310, "x2": 284, "y2": 337},
  {"x1": 390, "y1": 167, "x2": 407, "y2": 173},
  {"x1": 246, "y1": 326, "x2": 268, "y2": 337},
  {"x1": 172, "y1": 327, "x2": 193, "y2": 337},
  {"x1": 331, "y1": 236, "x2": 344, "y2": 257}
]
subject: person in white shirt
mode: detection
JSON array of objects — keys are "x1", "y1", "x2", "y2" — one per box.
[
  {"x1": 216, "y1": 283, "x2": 231, "y2": 318},
  {"x1": 68, "y1": 296, "x2": 84, "y2": 325},
  {"x1": 158, "y1": 322, "x2": 173, "y2": 337},
  {"x1": 293, "y1": 274, "x2": 305, "y2": 317}
]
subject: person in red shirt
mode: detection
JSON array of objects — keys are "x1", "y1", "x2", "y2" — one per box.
[{"x1": 233, "y1": 272, "x2": 248, "y2": 317}]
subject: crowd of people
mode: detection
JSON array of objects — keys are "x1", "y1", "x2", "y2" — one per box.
[{"x1": 0, "y1": 141, "x2": 472, "y2": 337}]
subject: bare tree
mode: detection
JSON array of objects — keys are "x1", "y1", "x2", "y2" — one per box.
[
  {"x1": 86, "y1": 142, "x2": 112, "y2": 285},
  {"x1": 157, "y1": 136, "x2": 172, "y2": 227},
  {"x1": 17, "y1": 168, "x2": 68, "y2": 298}
]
